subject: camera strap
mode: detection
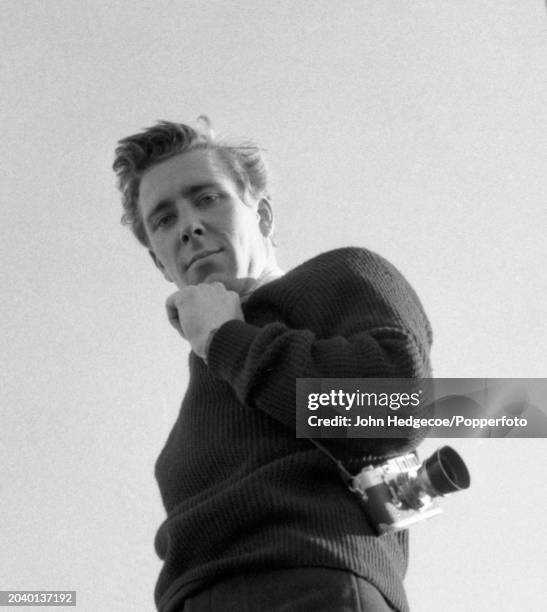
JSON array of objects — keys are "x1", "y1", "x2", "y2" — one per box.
[{"x1": 306, "y1": 437, "x2": 356, "y2": 487}]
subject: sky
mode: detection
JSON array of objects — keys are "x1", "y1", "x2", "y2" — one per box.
[{"x1": 1, "y1": 1, "x2": 546, "y2": 610}]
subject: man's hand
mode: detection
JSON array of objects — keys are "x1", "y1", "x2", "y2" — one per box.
[{"x1": 165, "y1": 282, "x2": 244, "y2": 360}]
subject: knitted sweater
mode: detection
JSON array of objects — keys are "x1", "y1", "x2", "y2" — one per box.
[{"x1": 153, "y1": 247, "x2": 433, "y2": 612}]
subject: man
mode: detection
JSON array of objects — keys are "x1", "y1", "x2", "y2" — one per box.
[{"x1": 113, "y1": 120, "x2": 433, "y2": 612}]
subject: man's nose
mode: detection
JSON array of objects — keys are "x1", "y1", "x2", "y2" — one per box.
[{"x1": 178, "y1": 214, "x2": 205, "y2": 244}]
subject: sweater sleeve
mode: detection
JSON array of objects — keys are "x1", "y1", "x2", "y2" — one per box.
[{"x1": 206, "y1": 248, "x2": 432, "y2": 458}]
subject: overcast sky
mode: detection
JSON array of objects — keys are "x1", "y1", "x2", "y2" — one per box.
[{"x1": 1, "y1": 2, "x2": 546, "y2": 611}]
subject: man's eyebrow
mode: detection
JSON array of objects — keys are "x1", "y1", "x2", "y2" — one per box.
[
  {"x1": 180, "y1": 182, "x2": 224, "y2": 198},
  {"x1": 144, "y1": 182, "x2": 224, "y2": 227}
]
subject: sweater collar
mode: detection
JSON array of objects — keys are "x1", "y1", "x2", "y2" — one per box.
[{"x1": 240, "y1": 266, "x2": 285, "y2": 303}]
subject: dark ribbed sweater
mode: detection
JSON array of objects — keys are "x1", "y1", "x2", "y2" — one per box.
[{"x1": 154, "y1": 247, "x2": 433, "y2": 612}]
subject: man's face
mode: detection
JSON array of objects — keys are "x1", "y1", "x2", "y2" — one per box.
[{"x1": 138, "y1": 149, "x2": 271, "y2": 294}]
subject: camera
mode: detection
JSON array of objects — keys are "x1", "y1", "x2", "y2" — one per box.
[{"x1": 350, "y1": 446, "x2": 470, "y2": 534}]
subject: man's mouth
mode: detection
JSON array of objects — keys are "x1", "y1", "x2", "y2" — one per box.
[{"x1": 186, "y1": 249, "x2": 222, "y2": 270}]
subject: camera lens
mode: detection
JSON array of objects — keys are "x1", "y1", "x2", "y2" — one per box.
[{"x1": 423, "y1": 446, "x2": 470, "y2": 495}]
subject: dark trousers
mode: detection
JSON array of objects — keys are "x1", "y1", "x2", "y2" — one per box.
[{"x1": 181, "y1": 568, "x2": 396, "y2": 611}]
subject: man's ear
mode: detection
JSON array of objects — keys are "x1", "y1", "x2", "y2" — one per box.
[
  {"x1": 256, "y1": 198, "x2": 274, "y2": 238},
  {"x1": 148, "y1": 250, "x2": 173, "y2": 283}
]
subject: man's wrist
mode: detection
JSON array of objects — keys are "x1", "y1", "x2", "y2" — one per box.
[{"x1": 202, "y1": 327, "x2": 220, "y2": 364}]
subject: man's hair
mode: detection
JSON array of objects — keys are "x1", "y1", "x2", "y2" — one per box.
[{"x1": 112, "y1": 118, "x2": 270, "y2": 247}]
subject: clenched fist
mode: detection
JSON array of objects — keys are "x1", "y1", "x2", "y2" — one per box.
[{"x1": 165, "y1": 282, "x2": 244, "y2": 360}]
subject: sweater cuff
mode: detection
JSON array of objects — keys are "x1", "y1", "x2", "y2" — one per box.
[{"x1": 207, "y1": 319, "x2": 261, "y2": 382}]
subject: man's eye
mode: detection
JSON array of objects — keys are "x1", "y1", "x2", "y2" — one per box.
[
  {"x1": 155, "y1": 214, "x2": 175, "y2": 228},
  {"x1": 197, "y1": 193, "x2": 220, "y2": 206}
]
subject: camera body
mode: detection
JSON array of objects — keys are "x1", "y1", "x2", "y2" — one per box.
[{"x1": 350, "y1": 446, "x2": 470, "y2": 534}]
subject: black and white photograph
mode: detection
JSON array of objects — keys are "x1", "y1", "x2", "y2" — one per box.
[{"x1": 2, "y1": 2, "x2": 546, "y2": 611}]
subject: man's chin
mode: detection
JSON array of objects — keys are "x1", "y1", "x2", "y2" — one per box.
[
  {"x1": 192, "y1": 272, "x2": 237, "y2": 290},
  {"x1": 180, "y1": 270, "x2": 254, "y2": 295}
]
